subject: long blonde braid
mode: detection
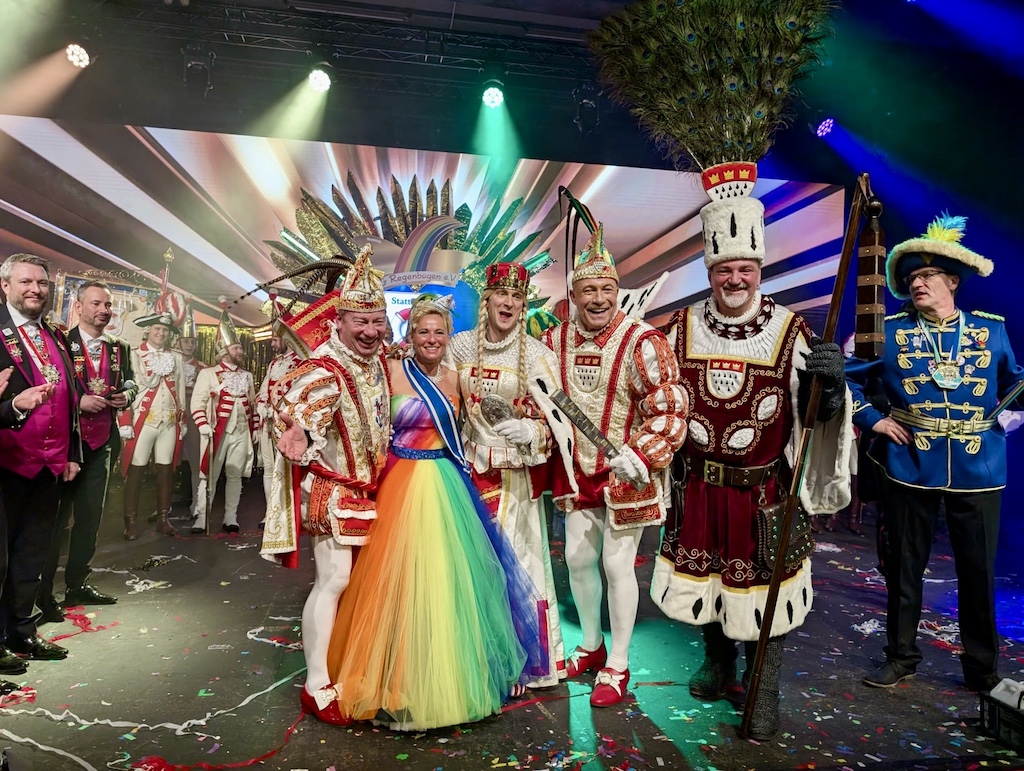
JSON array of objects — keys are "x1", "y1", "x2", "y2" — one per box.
[{"x1": 474, "y1": 292, "x2": 490, "y2": 401}]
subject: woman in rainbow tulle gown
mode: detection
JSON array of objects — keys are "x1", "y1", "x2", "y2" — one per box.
[{"x1": 325, "y1": 294, "x2": 546, "y2": 731}]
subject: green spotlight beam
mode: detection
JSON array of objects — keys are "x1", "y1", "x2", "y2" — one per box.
[
  {"x1": 247, "y1": 76, "x2": 329, "y2": 141},
  {"x1": 471, "y1": 97, "x2": 521, "y2": 184}
]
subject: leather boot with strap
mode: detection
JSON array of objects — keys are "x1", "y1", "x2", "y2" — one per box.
[
  {"x1": 123, "y1": 464, "x2": 145, "y2": 541},
  {"x1": 154, "y1": 463, "x2": 177, "y2": 537}
]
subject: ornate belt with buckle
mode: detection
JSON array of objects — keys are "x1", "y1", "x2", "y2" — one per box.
[
  {"x1": 890, "y1": 408, "x2": 995, "y2": 436},
  {"x1": 696, "y1": 458, "x2": 780, "y2": 488}
]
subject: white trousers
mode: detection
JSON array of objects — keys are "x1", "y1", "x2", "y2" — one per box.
[
  {"x1": 564, "y1": 506, "x2": 643, "y2": 672},
  {"x1": 131, "y1": 422, "x2": 178, "y2": 467},
  {"x1": 302, "y1": 536, "x2": 352, "y2": 692},
  {"x1": 192, "y1": 429, "x2": 248, "y2": 527}
]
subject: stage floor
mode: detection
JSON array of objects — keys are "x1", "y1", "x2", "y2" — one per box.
[{"x1": 2, "y1": 471, "x2": 1022, "y2": 771}]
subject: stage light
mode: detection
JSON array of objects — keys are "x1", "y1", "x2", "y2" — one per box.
[
  {"x1": 308, "y1": 62, "x2": 332, "y2": 92},
  {"x1": 573, "y1": 83, "x2": 600, "y2": 134},
  {"x1": 182, "y1": 43, "x2": 215, "y2": 97},
  {"x1": 66, "y1": 43, "x2": 91, "y2": 69},
  {"x1": 816, "y1": 117, "x2": 835, "y2": 138},
  {"x1": 482, "y1": 79, "x2": 504, "y2": 108}
]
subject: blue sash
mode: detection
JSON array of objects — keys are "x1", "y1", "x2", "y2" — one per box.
[{"x1": 402, "y1": 358, "x2": 470, "y2": 473}]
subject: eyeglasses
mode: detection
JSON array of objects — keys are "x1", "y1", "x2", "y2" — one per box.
[{"x1": 902, "y1": 268, "x2": 948, "y2": 288}]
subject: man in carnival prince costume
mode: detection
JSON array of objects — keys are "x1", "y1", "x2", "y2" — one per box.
[
  {"x1": 541, "y1": 226, "x2": 688, "y2": 708},
  {"x1": 260, "y1": 245, "x2": 391, "y2": 726}
]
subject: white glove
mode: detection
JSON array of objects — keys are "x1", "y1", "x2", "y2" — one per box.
[
  {"x1": 493, "y1": 418, "x2": 534, "y2": 446},
  {"x1": 119, "y1": 425, "x2": 135, "y2": 440},
  {"x1": 607, "y1": 445, "x2": 650, "y2": 488},
  {"x1": 198, "y1": 424, "x2": 213, "y2": 438}
]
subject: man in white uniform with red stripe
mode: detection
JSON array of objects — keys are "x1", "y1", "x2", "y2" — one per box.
[{"x1": 190, "y1": 311, "x2": 256, "y2": 534}]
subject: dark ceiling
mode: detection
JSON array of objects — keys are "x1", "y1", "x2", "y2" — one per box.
[{"x1": 4, "y1": 0, "x2": 1022, "y2": 285}]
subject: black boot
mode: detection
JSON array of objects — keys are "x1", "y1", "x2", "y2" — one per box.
[
  {"x1": 745, "y1": 636, "x2": 784, "y2": 741},
  {"x1": 154, "y1": 463, "x2": 177, "y2": 537},
  {"x1": 689, "y1": 623, "x2": 737, "y2": 700}
]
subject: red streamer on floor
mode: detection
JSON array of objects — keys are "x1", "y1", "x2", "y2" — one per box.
[
  {"x1": 130, "y1": 710, "x2": 305, "y2": 771},
  {"x1": 49, "y1": 607, "x2": 121, "y2": 642}
]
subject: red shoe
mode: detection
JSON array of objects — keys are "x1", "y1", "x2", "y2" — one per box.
[
  {"x1": 566, "y1": 642, "x2": 607, "y2": 679},
  {"x1": 299, "y1": 684, "x2": 354, "y2": 727},
  {"x1": 590, "y1": 667, "x2": 630, "y2": 707}
]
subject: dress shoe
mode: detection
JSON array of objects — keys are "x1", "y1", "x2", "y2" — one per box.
[
  {"x1": 964, "y1": 672, "x2": 1001, "y2": 693},
  {"x1": 566, "y1": 641, "x2": 607, "y2": 679},
  {"x1": 37, "y1": 593, "x2": 65, "y2": 623},
  {"x1": 299, "y1": 684, "x2": 354, "y2": 726},
  {"x1": 222, "y1": 523, "x2": 240, "y2": 534},
  {"x1": 590, "y1": 667, "x2": 630, "y2": 707},
  {"x1": 64, "y1": 584, "x2": 117, "y2": 607},
  {"x1": 0, "y1": 647, "x2": 28, "y2": 675},
  {"x1": 6, "y1": 635, "x2": 69, "y2": 661},
  {"x1": 863, "y1": 660, "x2": 915, "y2": 688},
  {"x1": 1, "y1": 679, "x2": 20, "y2": 695}
]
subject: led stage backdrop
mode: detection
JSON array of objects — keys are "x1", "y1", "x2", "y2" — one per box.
[{"x1": 0, "y1": 114, "x2": 845, "y2": 331}]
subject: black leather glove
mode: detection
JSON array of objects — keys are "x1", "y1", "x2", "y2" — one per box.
[{"x1": 797, "y1": 337, "x2": 845, "y2": 421}]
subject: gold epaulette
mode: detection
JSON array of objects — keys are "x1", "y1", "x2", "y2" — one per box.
[
  {"x1": 972, "y1": 310, "x2": 1005, "y2": 322},
  {"x1": 885, "y1": 312, "x2": 909, "y2": 321}
]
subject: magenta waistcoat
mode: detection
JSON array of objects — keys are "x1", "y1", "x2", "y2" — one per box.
[
  {"x1": 79, "y1": 347, "x2": 113, "y2": 451},
  {"x1": 0, "y1": 331, "x2": 73, "y2": 478}
]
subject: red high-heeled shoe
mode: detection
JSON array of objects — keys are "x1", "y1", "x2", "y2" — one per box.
[{"x1": 299, "y1": 684, "x2": 354, "y2": 727}]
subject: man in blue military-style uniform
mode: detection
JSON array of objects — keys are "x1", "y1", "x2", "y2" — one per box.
[{"x1": 845, "y1": 213, "x2": 1024, "y2": 693}]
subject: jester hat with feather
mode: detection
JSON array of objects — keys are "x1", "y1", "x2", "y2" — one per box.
[
  {"x1": 589, "y1": 0, "x2": 835, "y2": 268},
  {"x1": 886, "y1": 213, "x2": 994, "y2": 300}
]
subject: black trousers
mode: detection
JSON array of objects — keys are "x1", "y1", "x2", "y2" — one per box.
[
  {"x1": 880, "y1": 479, "x2": 1001, "y2": 680},
  {"x1": 0, "y1": 467, "x2": 62, "y2": 640},
  {"x1": 41, "y1": 436, "x2": 116, "y2": 596}
]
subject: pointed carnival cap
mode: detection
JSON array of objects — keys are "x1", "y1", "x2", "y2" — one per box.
[
  {"x1": 216, "y1": 296, "x2": 240, "y2": 355},
  {"x1": 698, "y1": 161, "x2": 765, "y2": 269},
  {"x1": 337, "y1": 243, "x2": 385, "y2": 313},
  {"x1": 571, "y1": 223, "x2": 619, "y2": 284},
  {"x1": 267, "y1": 291, "x2": 293, "y2": 338},
  {"x1": 138, "y1": 246, "x2": 186, "y2": 333},
  {"x1": 485, "y1": 262, "x2": 530, "y2": 293},
  {"x1": 886, "y1": 212, "x2": 994, "y2": 300}
]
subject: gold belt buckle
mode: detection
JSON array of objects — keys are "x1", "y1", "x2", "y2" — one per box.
[
  {"x1": 704, "y1": 460, "x2": 725, "y2": 486},
  {"x1": 946, "y1": 419, "x2": 965, "y2": 435}
]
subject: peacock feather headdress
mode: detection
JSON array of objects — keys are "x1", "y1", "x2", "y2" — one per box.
[{"x1": 589, "y1": 0, "x2": 836, "y2": 172}]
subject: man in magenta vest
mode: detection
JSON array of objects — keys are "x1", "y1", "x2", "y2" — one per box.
[
  {"x1": 0, "y1": 253, "x2": 84, "y2": 673},
  {"x1": 37, "y1": 280, "x2": 138, "y2": 623}
]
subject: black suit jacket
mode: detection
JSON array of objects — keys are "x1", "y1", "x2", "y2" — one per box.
[
  {"x1": 0, "y1": 304, "x2": 84, "y2": 465},
  {"x1": 66, "y1": 326, "x2": 138, "y2": 445}
]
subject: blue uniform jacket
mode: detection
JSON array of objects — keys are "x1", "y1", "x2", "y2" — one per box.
[{"x1": 845, "y1": 309, "x2": 1024, "y2": 492}]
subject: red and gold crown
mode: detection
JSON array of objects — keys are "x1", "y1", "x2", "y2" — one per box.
[
  {"x1": 278, "y1": 289, "x2": 341, "y2": 358},
  {"x1": 571, "y1": 224, "x2": 618, "y2": 284},
  {"x1": 338, "y1": 244, "x2": 385, "y2": 313},
  {"x1": 486, "y1": 262, "x2": 530, "y2": 294}
]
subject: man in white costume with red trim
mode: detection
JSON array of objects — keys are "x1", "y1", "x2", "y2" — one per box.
[
  {"x1": 540, "y1": 225, "x2": 688, "y2": 707},
  {"x1": 447, "y1": 262, "x2": 568, "y2": 689},
  {"x1": 189, "y1": 308, "x2": 257, "y2": 535},
  {"x1": 260, "y1": 246, "x2": 391, "y2": 726},
  {"x1": 255, "y1": 297, "x2": 301, "y2": 529}
]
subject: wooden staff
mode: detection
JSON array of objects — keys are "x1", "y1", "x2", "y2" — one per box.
[{"x1": 741, "y1": 173, "x2": 879, "y2": 738}]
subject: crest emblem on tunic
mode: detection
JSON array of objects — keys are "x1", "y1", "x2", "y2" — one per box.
[
  {"x1": 571, "y1": 353, "x2": 602, "y2": 394},
  {"x1": 469, "y1": 366, "x2": 501, "y2": 396},
  {"x1": 706, "y1": 358, "x2": 746, "y2": 399}
]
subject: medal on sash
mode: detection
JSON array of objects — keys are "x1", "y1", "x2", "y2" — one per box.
[
  {"x1": 19, "y1": 325, "x2": 60, "y2": 384},
  {"x1": 921, "y1": 312, "x2": 964, "y2": 390},
  {"x1": 82, "y1": 338, "x2": 110, "y2": 395},
  {"x1": 41, "y1": 363, "x2": 61, "y2": 384},
  {"x1": 88, "y1": 377, "x2": 107, "y2": 395}
]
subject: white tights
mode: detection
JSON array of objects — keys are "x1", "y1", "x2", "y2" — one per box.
[
  {"x1": 564, "y1": 507, "x2": 642, "y2": 672},
  {"x1": 301, "y1": 536, "x2": 353, "y2": 692}
]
